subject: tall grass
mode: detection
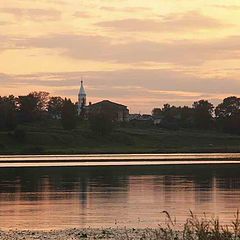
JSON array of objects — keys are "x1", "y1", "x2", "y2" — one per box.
[{"x1": 144, "y1": 211, "x2": 240, "y2": 240}]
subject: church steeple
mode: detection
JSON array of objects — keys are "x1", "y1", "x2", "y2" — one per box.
[
  {"x1": 78, "y1": 79, "x2": 86, "y2": 115},
  {"x1": 79, "y1": 80, "x2": 86, "y2": 96}
]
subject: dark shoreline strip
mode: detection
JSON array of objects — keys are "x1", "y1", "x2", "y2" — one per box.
[{"x1": 0, "y1": 158, "x2": 240, "y2": 163}]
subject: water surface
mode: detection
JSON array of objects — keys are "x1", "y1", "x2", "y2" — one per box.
[{"x1": 0, "y1": 163, "x2": 240, "y2": 230}]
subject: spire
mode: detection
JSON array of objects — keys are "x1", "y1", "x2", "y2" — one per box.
[
  {"x1": 79, "y1": 78, "x2": 86, "y2": 96},
  {"x1": 78, "y1": 77, "x2": 87, "y2": 116}
]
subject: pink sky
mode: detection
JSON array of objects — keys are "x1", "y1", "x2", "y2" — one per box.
[{"x1": 0, "y1": 0, "x2": 240, "y2": 113}]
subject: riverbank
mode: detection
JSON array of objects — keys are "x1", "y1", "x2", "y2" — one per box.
[
  {"x1": 0, "y1": 228, "x2": 193, "y2": 240},
  {"x1": 0, "y1": 217, "x2": 238, "y2": 240},
  {"x1": 1, "y1": 120, "x2": 240, "y2": 154},
  {"x1": 0, "y1": 227, "x2": 234, "y2": 240},
  {"x1": 0, "y1": 228, "x2": 161, "y2": 240},
  {"x1": 0, "y1": 212, "x2": 239, "y2": 239},
  {"x1": 0, "y1": 228, "x2": 173, "y2": 240}
]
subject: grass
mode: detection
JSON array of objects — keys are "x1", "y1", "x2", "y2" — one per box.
[
  {"x1": 144, "y1": 211, "x2": 240, "y2": 240},
  {"x1": 1, "y1": 119, "x2": 240, "y2": 154}
]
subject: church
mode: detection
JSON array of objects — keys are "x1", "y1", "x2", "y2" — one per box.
[
  {"x1": 77, "y1": 80, "x2": 87, "y2": 116},
  {"x1": 77, "y1": 81, "x2": 129, "y2": 122}
]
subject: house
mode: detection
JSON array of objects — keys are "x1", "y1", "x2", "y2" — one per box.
[{"x1": 88, "y1": 100, "x2": 129, "y2": 122}]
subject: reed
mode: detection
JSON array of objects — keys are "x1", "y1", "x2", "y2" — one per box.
[{"x1": 145, "y1": 210, "x2": 240, "y2": 240}]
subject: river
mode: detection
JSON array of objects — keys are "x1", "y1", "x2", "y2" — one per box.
[{"x1": 0, "y1": 154, "x2": 240, "y2": 230}]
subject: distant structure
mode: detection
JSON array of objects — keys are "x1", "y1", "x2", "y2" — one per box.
[
  {"x1": 77, "y1": 80, "x2": 86, "y2": 115},
  {"x1": 129, "y1": 114, "x2": 153, "y2": 122},
  {"x1": 89, "y1": 100, "x2": 129, "y2": 122},
  {"x1": 77, "y1": 81, "x2": 129, "y2": 121}
]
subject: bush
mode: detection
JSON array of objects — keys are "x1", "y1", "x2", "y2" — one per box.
[
  {"x1": 22, "y1": 146, "x2": 45, "y2": 154},
  {"x1": 13, "y1": 128, "x2": 26, "y2": 142},
  {"x1": 89, "y1": 114, "x2": 114, "y2": 136},
  {"x1": 0, "y1": 102, "x2": 17, "y2": 131},
  {"x1": 0, "y1": 143, "x2": 5, "y2": 150},
  {"x1": 61, "y1": 99, "x2": 77, "y2": 130},
  {"x1": 111, "y1": 133, "x2": 135, "y2": 146},
  {"x1": 160, "y1": 119, "x2": 180, "y2": 130}
]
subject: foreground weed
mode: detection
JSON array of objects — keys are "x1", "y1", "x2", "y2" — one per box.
[{"x1": 154, "y1": 211, "x2": 240, "y2": 240}]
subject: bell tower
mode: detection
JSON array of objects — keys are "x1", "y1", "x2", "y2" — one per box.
[{"x1": 78, "y1": 80, "x2": 86, "y2": 115}]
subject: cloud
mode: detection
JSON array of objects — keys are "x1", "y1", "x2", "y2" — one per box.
[
  {"x1": 0, "y1": 35, "x2": 18, "y2": 51},
  {"x1": 3, "y1": 68, "x2": 240, "y2": 95},
  {"x1": 12, "y1": 33, "x2": 240, "y2": 65},
  {"x1": 100, "y1": 6, "x2": 151, "y2": 13},
  {"x1": 2, "y1": 69, "x2": 240, "y2": 112},
  {"x1": 96, "y1": 11, "x2": 225, "y2": 32},
  {"x1": 1, "y1": 31, "x2": 240, "y2": 65},
  {"x1": 18, "y1": 34, "x2": 112, "y2": 60},
  {"x1": 0, "y1": 8, "x2": 61, "y2": 21},
  {"x1": 0, "y1": 21, "x2": 11, "y2": 26},
  {"x1": 73, "y1": 11, "x2": 91, "y2": 18},
  {"x1": 211, "y1": 4, "x2": 240, "y2": 10},
  {"x1": 0, "y1": 73, "x2": 9, "y2": 81}
]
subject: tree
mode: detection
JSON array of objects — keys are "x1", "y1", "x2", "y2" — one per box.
[
  {"x1": 0, "y1": 95, "x2": 17, "y2": 108},
  {"x1": 48, "y1": 96, "x2": 64, "y2": 119},
  {"x1": 215, "y1": 96, "x2": 240, "y2": 133},
  {"x1": 179, "y1": 106, "x2": 194, "y2": 128},
  {"x1": 61, "y1": 98, "x2": 77, "y2": 130},
  {"x1": 30, "y1": 91, "x2": 50, "y2": 112},
  {"x1": 192, "y1": 100, "x2": 214, "y2": 129},
  {"x1": 159, "y1": 104, "x2": 181, "y2": 129},
  {"x1": 161, "y1": 104, "x2": 179, "y2": 121},
  {"x1": 152, "y1": 104, "x2": 195, "y2": 129},
  {"x1": 18, "y1": 94, "x2": 38, "y2": 122},
  {"x1": 152, "y1": 108, "x2": 162, "y2": 117},
  {"x1": 18, "y1": 92, "x2": 49, "y2": 122},
  {"x1": 0, "y1": 95, "x2": 18, "y2": 130}
]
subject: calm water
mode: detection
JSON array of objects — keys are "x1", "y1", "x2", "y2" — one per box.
[{"x1": 0, "y1": 164, "x2": 240, "y2": 230}]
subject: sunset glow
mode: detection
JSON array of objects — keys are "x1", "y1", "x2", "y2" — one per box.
[{"x1": 0, "y1": 0, "x2": 240, "y2": 112}]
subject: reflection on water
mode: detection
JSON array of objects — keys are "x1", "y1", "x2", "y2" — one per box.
[{"x1": 0, "y1": 165, "x2": 240, "y2": 230}]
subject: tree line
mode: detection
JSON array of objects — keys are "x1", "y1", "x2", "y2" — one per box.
[
  {"x1": 1, "y1": 91, "x2": 240, "y2": 135},
  {"x1": 152, "y1": 97, "x2": 240, "y2": 134},
  {"x1": 0, "y1": 92, "x2": 76, "y2": 130},
  {"x1": 0, "y1": 91, "x2": 111, "y2": 134}
]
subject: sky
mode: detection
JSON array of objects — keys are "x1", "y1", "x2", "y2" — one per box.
[{"x1": 0, "y1": 0, "x2": 240, "y2": 113}]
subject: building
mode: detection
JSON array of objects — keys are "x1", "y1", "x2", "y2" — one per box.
[
  {"x1": 88, "y1": 100, "x2": 129, "y2": 122},
  {"x1": 77, "y1": 81, "x2": 129, "y2": 122},
  {"x1": 77, "y1": 80, "x2": 86, "y2": 115},
  {"x1": 129, "y1": 114, "x2": 141, "y2": 121},
  {"x1": 129, "y1": 114, "x2": 153, "y2": 121},
  {"x1": 153, "y1": 116, "x2": 162, "y2": 125}
]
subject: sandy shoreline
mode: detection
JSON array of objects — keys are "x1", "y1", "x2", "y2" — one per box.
[
  {"x1": 0, "y1": 221, "x2": 238, "y2": 240},
  {"x1": 0, "y1": 228, "x2": 161, "y2": 240}
]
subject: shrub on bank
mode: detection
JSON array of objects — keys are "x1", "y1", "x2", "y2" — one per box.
[
  {"x1": 13, "y1": 128, "x2": 26, "y2": 142},
  {"x1": 21, "y1": 145, "x2": 45, "y2": 154},
  {"x1": 89, "y1": 113, "x2": 114, "y2": 136}
]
